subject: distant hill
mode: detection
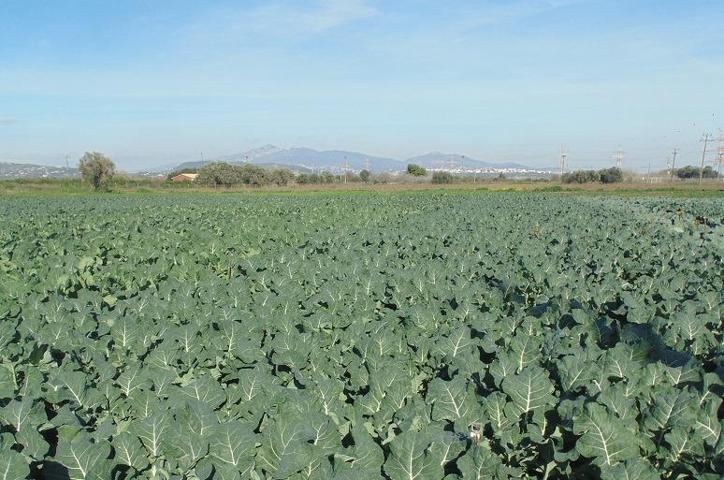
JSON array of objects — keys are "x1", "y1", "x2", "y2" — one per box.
[
  {"x1": 151, "y1": 145, "x2": 554, "y2": 173},
  {"x1": 405, "y1": 152, "x2": 537, "y2": 170},
  {"x1": 0, "y1": 162, "x2": 78, "y2": 179},
  {"x1": 210, "y1": 146, "x2": 403, "y2": 171},
  {"x1": 165, "y1": 145, "x2": 404, "y2": 173}
]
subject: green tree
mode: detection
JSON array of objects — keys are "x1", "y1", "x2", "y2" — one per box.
[
  {"x1": 78, "y1": 152, "x2": 115, "y2": 190},
  {"x1": 237, "y1": 164, "x2": 268, "y2": 186},
  {"x1": 196, "y1": 162, "x2": 243, "y2": 187},
  {"x1": 268, "y1": 168, "x2": 294, "y2": 186},
  {"x1": 407, "y1": 164, "x2": 427, "y2": 176},
  {"x1": 320, "y1": 171, "x2": 336, "y2": 184},
  {"x1": 599, "y1": 167, "x2": 623, "y2": 184},
  {"x1": 432, "y1": 171, "x2": 454, "y2": 184},
  {"x1": 562, "y1": 170, "x2": 600, "y2": 184},
  {"x1": 359, "y1": 169, "x2": 371, "y2": 183},
  {"x1": 674, "y1": 165, "x2": 718, "y2": 179}
]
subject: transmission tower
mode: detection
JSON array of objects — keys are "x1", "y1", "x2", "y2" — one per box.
[
  {"x1": 699, "y1": 133, "x2": 712, "y2": 184},
  {"x1": 716, "y1": 134, "x2": 724, "y2": 179},
  {"x1": 614, "y1": 148, "x2": 624, "y2": 169}
]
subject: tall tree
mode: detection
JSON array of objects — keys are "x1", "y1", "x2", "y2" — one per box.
[{"x1": 78, "y1": 152, "x2": 115, "y2": 190}]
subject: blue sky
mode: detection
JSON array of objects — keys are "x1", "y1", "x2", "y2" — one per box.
[{"x1": 1, "y1": 0, "x2": 723, "y2": 170}]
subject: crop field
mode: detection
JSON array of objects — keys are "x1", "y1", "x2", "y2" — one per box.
[{"x1": 0, "y1": 192, "x2": 722, "y2": 480}]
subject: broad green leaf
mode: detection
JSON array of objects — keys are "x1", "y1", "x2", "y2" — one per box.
[
  {"x1": 383, "y1": 430, "x2": 437, "y2": 480},
  {"x1": 257, "y1": 415, "x2": 312, "y2": 479},
  {"x1": 663, "y1": 427, "x2": 704, "y2": 463},
  {"x1": 489, "y1": 351, "x2": 517, "y2": 388},
  {"x1": 210, "y1": 421, "x2": 256, "y2": 476},
  {"x1": 600, "y1": 458, "x2": 660, "y2": 480},
  {"x1": 0, "y1": 447, "x2": 29, "y2": 480},
  {"x1": 508, "y1": 333, "x2": 541, "y2": 372},
  {"x1": 599, "y1": 384, "x2": 638, "y2": 422},
  {"x1": 483, "y1": 392, "x2": 518, "y2": 438},
  {"x1": 15, "y1": 427, "x2": 49, "y2": 460},
  {"x1": 557, "y1": 354, "x2": 592, "y2": 393},
  {"x1": 456, "y1": 443, "x2": 509, "y2": 480},
  {"x1": 1, "y1": 398, "x2": 44, "y2": 434},
  {"x1": 130, "y1": 410, "x2": 169, "y2": 458},
  {"x1": 51, "y1": 429, "x2": 112, "y2": 480},
  {"x1": 113, "y1": 431, "x2": 149, "y2": 472},
  {"x1": 642, "y1": 388, "x2": 696, "y2": 434},
  {"x1": 574, "y1": 404, "x2": 639, "y2": 467},
  {"x1": 693, "y1": 403, "x2": 721, "y2": 447},
  {"x1": 501, "y1": 366, "x2": 555, "y2": 416},
  {"x1": 165, "y1": 422, "x2": 209, "y2": 473},
  {"x1": 333, "y1": 422, "x2": 384, "y2": 477},
  {"x1": 427, "y1": 377, "x2": 477, "y2": 423}
]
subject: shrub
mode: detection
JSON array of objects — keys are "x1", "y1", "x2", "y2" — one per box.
[
  {"x1": 561, "y1": 167, "x2": 623, "y2": 184},
  {"x1": 599, "y1": 167, "x2": 623, "y2": 184},
  {"x1": 237, "y1": 164, "x2": 268, "y2": 186},
  {"x1": 432, "y1": 171, "x2": 454, "y2": 184},
  {"x1": 197, "y1": 162, "x2": 243, "y2": 187},
  {"x1": 268, "y1": 168, "x2": 294, "y2": 186},
  {"x1": 407, "y1": 164, "x2": 427, "y2": 176},
  {"x1": 674, "y1": 165, "x2": 718, "y2": 179},
  {"x1": 562, "y1": 170, "x2": 600, "y2": 184}
]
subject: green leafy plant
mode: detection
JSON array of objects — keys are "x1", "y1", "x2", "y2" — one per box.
[{"x1": 0, "y1": 192, "x2": 721, "y2": 479}]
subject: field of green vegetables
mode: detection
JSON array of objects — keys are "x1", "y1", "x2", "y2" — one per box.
[{"x1": 0, "y1": 192, "x2": 722, "y2": 479}]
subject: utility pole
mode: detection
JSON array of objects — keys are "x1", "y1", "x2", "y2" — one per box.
[
  {"x1": 670, "y1": 147, "x2": 678, "y2": 181},
  {"x1": 559, "y1": 145, "x2": 568, "y2": 178},
  {"x1": 646, "y1": 159, "x2": 652, "y2": 184},
  {"x1": 699, "y1": 133, "x2": 712, "y2": 184}
]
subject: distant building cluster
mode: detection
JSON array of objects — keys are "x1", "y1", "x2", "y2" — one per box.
[{"x1": 0, "y1": 164, "x2": 78, "y2": 179}]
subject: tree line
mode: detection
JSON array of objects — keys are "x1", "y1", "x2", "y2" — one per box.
[
  {"x1": 75, "y1": 152, "x2": 721, "y2": 191},
  {"x1": 561, "y1": 167, "x2": 624, "y2": 184}
]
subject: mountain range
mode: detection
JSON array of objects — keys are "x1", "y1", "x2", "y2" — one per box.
[
  {"x1": 0, "y1": 147, "x2": 554, "y2": 179},
  {"x1": 163, "y1": 145, "x2": 550, "y2": 173}
]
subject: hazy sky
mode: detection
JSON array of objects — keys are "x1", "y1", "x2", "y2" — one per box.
[{"x1": 1, "y1": 0, "x2": 723, "y2": 170}]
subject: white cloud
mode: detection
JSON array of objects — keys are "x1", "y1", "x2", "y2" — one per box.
[
  {"x1": 459, "y1": 0, "x2": 590, "y2": 27},
  {"x1": 254, "y1": 0, "x2": 377, "y2": 33},
  {"x1": 192, "y1": 0, "x2": 378, "y2": 41}
]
